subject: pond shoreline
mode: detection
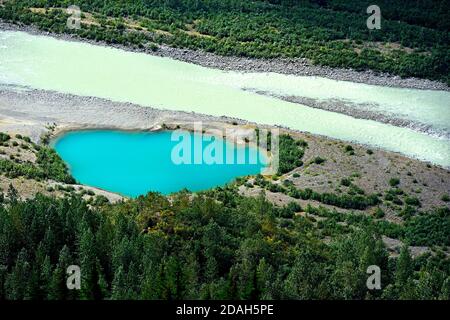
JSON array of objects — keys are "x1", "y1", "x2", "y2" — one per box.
[
  {"x1": 1, "y1": 20, "x2": 448, "y2": 92},
  {"x1": 1, "y1": 85, "x2": 449, "y2": 217},
  {"x1": 1, "y1": 85, "x2": 448, "y2": 170},
  {"x1": 0, "y1": 85, "x2": 280, "y2": 172}
]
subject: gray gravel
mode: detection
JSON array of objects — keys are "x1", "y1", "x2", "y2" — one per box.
[
  {"x1": 249, "y1": 90, "x2": 450, "y2": 139},
  {"x1": 0, "y1": 85, "x2": 252, "y2": 142}
]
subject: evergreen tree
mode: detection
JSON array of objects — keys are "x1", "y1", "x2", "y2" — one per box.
[
  {"x1": 48, "y1": 245, "x2": 74, "y2": 300},
  {"x1": 79, "y1": 228, "x2": 99, "y2": 299},
  {"x1": 256, "y1": 258, "x2": 274, "y2": 299},
  {"x1": 5, "y1": 249, "x2": 31, "y2": 300}
]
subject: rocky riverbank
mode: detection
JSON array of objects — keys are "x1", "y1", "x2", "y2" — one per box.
[
  {"x1": 0, "y1": 84, "x2": 256, "y2": 143},
  {"x1": 250, "y1": 90, "x2": 450, "y2": 139},
  {"x1": 1, "y1": 21, "x2": 448, "y2": 92}
]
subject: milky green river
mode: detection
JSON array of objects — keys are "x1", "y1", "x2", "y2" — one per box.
[{"x1": 1, "y1": 31, "x2": 449, "y2": 167}]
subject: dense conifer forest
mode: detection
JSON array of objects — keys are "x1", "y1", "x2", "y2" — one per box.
[{"x1": 0, "y1": 187, "x2": 449, "y2": 300}]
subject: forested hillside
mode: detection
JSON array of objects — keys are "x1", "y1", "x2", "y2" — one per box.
[
  {"x1": 0, "y1": 0, "x2": 448, "y2": 84},
  {"x1": 0, "y1": 187, "x2": 449, "y2": 300}
]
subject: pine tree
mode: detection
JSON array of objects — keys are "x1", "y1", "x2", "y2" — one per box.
[
  {"x1": 79, "y1": 228, "x2": 98, "y2": 299},
  {"x1": 256, "y1": 258, "x2": 274, "y2": 299},
  {"x1": 162, "y1": 256, "x2": 179, "y2": 299},
  {"x1": 395, "y1": 245, "x2": 416, "y2": 299},
  {"x1": 4, "y1": 248, "x2": 31, "y2": 300},
  {"x1": 39, "y1": 255, "x2": 53, "y2": 299},
  {"x1": 111, "y1": 265, "x2": 126, "y2": 300},
  {"x1": 181, "y1": 252, "x2": 200, "y2": 299},
  {"x1": 48, "y1": 245, "x2": 73, "y2": 300},
  {"x1": 237, "y1": 258, "x2": 256, "y2": 300},
  {"x1": 0, "y1": 264, "x2": 7, "y2": 299},
  {"x1": 141, "y1": 262, "x2": 163, "y2": 299},
  {"x1": 439, "y1": 277, "x2": 450, "y2": 300},
  {"x1": 396, "y1": 245, "x2": 413, "y2": 286}
]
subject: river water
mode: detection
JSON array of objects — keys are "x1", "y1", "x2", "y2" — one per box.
[{"x1": 1, "y1": 30, "x2": 449, "y2": 167}]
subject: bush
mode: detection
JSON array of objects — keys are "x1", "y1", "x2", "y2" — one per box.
[
  {"x1": 404, "y1": 196, "x2": 421, "y2": 207},
  {"x1": 404, "y1": 207, "x2": 450, "y2": 246},
  {"x1": 389, "y1": 178, "x2": 400, "y2": 187},
  {"x1": 441, "y1": 194, "x2": 450, "y2": 202},
  {"x1": 312, "y1": 156, "x2": 326, "y2": 165},
  {"x1": 0, "y1": 133, "x2": 10, "y2": 143},
  {"x1": 36, "y1": 147, "x2": 75, "y2": 184},
  {"x1": 344, "y1": 145, "x2": 354, "y2": 153},
  {"x1": 277, "y1": 134, "x2": 305, "y2": 175},
  {"x1": 373, "y1": 207, "x2": 385, "y2": 219},
  {"x1": 276, "y1": 201, "x2": 301, "y2": 219},
  {"x1": 0, "y1": 146, "x2": 75, "y2": 184},
  {"x1": 340, "y1": 178, "x2": 351, "y2": 187},
  {"x1": 93, "y1": 195, "x2": 109, "y2": 206}
]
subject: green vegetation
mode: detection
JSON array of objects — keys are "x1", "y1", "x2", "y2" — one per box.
[
  {"x1": 389, "y1": 177, "x2": 401, "y2": 187},
  {"x1": 1, "y1": 0, "x2": 448, "y2": 84},
  {"x1": 404, "y1": 207, "x2": 450, "y2": 246},
  {"x1": 311, "y1": 156, "x2": 326, "y2": 165},
  {"x1": 35, "y1": 147, "x2": 75, "y2": 183},
  {"x1": 0, "y1": 133, "x2": 75, "y2": 184},
  {"x1": 343, "y1": 145, "x2": 355, "y2": 155},
  {"x1": 404, "y1": 196, "x2": 421, "y2": 207},
  {"x1": 373, "y1": 207, "x2": 385, "y2": 219},
  {"x1": 0, "y1": 133, "x2": 10, "y2": 143},
  {"x1": 340, "y1": 178, "x2": 351, "y2": 187},
  {"x1": 254, "y1": 175, "x2": 381, "y2": 210},
  {"x1": 277, "y1": 134, "x2": 306, "y2": 175},
  {"x1": 0, "y1": 186, "x2": 448, "y2": 300}
]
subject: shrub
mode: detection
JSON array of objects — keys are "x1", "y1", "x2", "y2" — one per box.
[
  {"x1": 441, "y1": 194, "x2": 450, "y2": 202},
  {"x1": 344, "y1": 145, "x2": 354, "y2": 152},
  {"x1": 312, "y1": 156, "x2": 326, "y2": 165},
  {"x1": 404, "y1": 207, "x2": 450, "y2": 246},
  {"x1": 405, "y1": 196, "x2": 421, "y2": 207},
  {"x1": 373, "y1": 207, "x2": 385, "y2": 219},
  {"x1": 93, "y1": 195, "x2": 109, "y2": 206},
  {"x1": 0, "y1": 133, "x2": 10, "y2": 143},
  {"x1": 277, "y1": 134, "x2": 305, "y2": 175},
  {"x1": 389, "y1": 178, "x2": 400, "y2": 187}
]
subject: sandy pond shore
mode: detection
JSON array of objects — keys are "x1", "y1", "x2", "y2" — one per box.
[{"x1": 1, "y1": 21, "x2": 448, "y2": 91}]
